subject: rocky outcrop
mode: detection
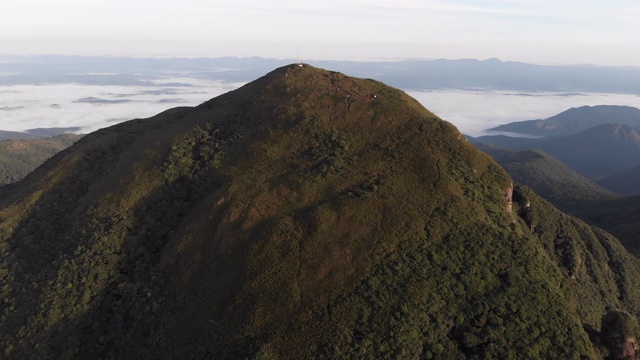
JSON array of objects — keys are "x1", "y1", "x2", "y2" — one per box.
[{"x1": 505, "y1": 182, "x2": 514, "y2": 213}]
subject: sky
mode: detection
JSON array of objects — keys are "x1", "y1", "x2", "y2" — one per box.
[{"x1": 2, "y1": 0, "x2": 640, "y2": 66}]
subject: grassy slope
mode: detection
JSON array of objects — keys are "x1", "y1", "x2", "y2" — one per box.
[
  {"x1": 0, "y1": 134, "x2": 83, "y2": 185},
  {"x1": 0, "y1": 65, "x2": 639, "y2": 359}
]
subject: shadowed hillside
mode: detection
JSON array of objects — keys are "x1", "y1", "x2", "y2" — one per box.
[
  {"x1": 598, "y1": 165, "x2": 640, "y2": 196},
  {"x1": 475, "y1": 123, "x2": 640, "y2": 180},
  {"x1": 1, "y1": 65, "x2": 640, "y2": 359},
  {"x1": 0, "y1": 134, "x2": 83, "y2": 185},
  {"x1": 565, "y1": 196, "x2": 640, "y2": 258},
  {"x1": 476, "y1": 145, "x2": 618, "y2": 208}
]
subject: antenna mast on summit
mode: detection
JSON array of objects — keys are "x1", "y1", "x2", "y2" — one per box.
[{"x1": 296, "y1": 43, "x2": 303, "y2": 67}]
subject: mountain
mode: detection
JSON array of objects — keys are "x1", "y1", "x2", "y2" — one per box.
[
  {"x1": 1, "y1": 64, "x2": 640, "y2": 359},
  {"x1": 0, "y1": 130, "x2": 40, "y2": 141},
  {"x1": 6, "y1": 55, "x2": 640, "y2": 94},
  {"x1": 23, "y1": 127, "x2": 83, "y2": 137},
  {"x1": 470, "y1": 134, "x2": 539, "y2": 150},
  {"x1": 487, "y1": 105, "x2": 640, "y2": 137},
  {"x1": 477, "y1": 145, "x2": 618, "y2": 207},
  {"x1": 598, "y1": 165, "x2": 640, "y2": 196},
  {"x1": 0, "y1": 127, "x2": 82, "y2": 141},
  {"x1": 475, "y1": 123, "x2": 640, "y2": 180},
  {"x1": 0, "y1": 134, "x2": 83, "y2": 185},
  {"x1": 540, "y1": 124, "x2": 640, "y2": 180}
]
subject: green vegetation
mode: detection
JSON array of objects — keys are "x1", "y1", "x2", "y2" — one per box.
[
  {"x1": 0, "y1": 134, "x2": 82, "y2": 185},
  {"x1": 0, "y1": 65, "x2": 639, "y2": 359}
]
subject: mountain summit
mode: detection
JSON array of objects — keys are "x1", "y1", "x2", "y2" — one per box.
[{"x1": 1, "y1": 65, "x2": 640, "y2": 359}]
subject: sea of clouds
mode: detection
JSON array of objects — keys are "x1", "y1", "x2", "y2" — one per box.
[
  {"x1": 407, "y1": 90, "x2": 640, "y2": 137},
  {"x1": 4, "y1": 81, "x2": 640, "y2": 138},
  {"x1": 0, "y1": 78, "x2": 241, "y2": 133},
  {"x1": 3, "y1": 57, "x2": 640, "y2": 137}
]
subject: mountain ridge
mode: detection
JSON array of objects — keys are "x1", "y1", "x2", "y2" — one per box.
[
  {"x1": 0, "y1": 127, "x2": 82, "y2": 141},
  {"x1": 5, "y1": 55, "x2": 640, "y2": 93},
  {"x1": 487, "y1": 105, "x2": 640, "y2": 137}
]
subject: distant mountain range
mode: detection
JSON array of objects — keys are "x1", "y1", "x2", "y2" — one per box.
[
  {"x1": 0, "y1": 127, "x2": 82, "y2": 141},
  {"x1": 488, "y1": 105, "x2": 640, "y2": 137},
  {"x1": 474, "y1": 122, "x2": 640, "y2": 180},
  {"x1": 3, "y1": 55, "x2": 640, "y2": 93}
]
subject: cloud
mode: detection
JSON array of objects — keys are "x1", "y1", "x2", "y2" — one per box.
[
  {"x1": 0, "y1": 80, "x2": 239, "y2": 133},
  {"x1": 139, "y1": 89, "x2": 182, "y2": 96},
  {"x1": 407, "y1": 89, "x2": 640, "y2": 137},
  {"x1": 5, "y1": 80, "x2": 640, "y2": 140},
  {"x1": 156, "y1": 98, "x2": 189, "y2": 104},
  {"x1": 4, "y1": 56, "x2": 640, "y2": 140}
]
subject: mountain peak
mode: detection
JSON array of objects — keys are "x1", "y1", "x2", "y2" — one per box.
[{"x1": 196, "y1": 63, "x2": 438, "y2": 136}]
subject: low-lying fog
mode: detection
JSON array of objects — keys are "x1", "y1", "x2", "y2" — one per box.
[
  {"x1": 0, "y1": 79, "x2": 241, "y2": 133},
  {"x1": 407, "y1": 90, "x2": 640, "y2": 137},
  {"x1": 3, "y1": 79, "x2": 640, "y2": 137},
  {"x1": 4, "y1": 57, "x2": 640, "y2": 136}
]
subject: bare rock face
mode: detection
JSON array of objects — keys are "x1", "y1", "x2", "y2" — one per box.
[
  {"x1": 505, "y1": 182, "x2": 514, "y2": 213},
  {"x1": 601, "y1": 310, "x2": 640, "y2": 359}
]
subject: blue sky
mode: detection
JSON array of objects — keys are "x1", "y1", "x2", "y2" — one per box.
[{"x1": 2, "y1": 0, "x2": 640, "y2": 65}]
